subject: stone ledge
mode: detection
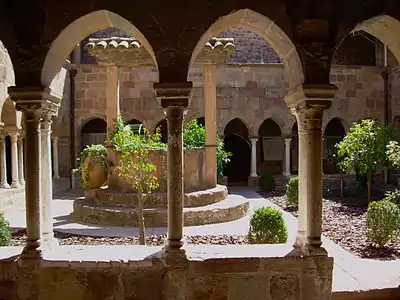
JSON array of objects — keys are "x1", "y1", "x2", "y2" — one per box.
[
  {"x1": 85, "y1": 185, "x2": 228, "y2": 208},
  {"x1": 72, "y1": 194, "x2": 249, "y2": 227}
]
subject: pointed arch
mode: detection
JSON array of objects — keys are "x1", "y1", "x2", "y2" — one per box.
[
  {"x1": 350, "y1": 15, "x2": 400, "y2": 65},
  {"x1": 224, "y1": 118, "x2": 250, "y2": 139},
  {"x1": 189, "y1": 9, "x2": 304, "y2": 89},
  {"x1": 42, "y1": 10, "x2": 158, "y2": 89}
]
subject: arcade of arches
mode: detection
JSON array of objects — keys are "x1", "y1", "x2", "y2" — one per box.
[{"x1": 1, "y1": 3, "x2": 400, "y2": 300}]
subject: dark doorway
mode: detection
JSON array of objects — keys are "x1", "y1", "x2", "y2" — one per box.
[
  {"x1": 324, "y1": 118, "x2": 346, "y2": 174},
  {"x1": 223, "y1": 134, "x2": 251, "y2": 184},
  {"x1": 5, "y1": 136, "x2": 11, "y2": 185},
  {"x1": 80, "y1": 118, "x2": 107, "y2": 151}
]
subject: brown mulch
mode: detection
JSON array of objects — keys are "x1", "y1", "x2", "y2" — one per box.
[
  {"x1": 259, "y1": 190, "x2": 400, "y2": 260},
  {"x1": 10, "y1": 231, "x2": 248, "y2": 247}
]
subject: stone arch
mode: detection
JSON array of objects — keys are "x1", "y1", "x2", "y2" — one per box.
[
  {"x1": 350, "y1": 15, "x2": 400, "y2": 65},
  {"x1": 80, "y1": 117, "x2": 107, "y2": 151},
  {"x1": 1, "y1": 97, "x2": 19, "y2": 129},
  {"x1": 126, "y1": 118, "x2": 142, "y2": 125},
  {"x1": 257, "y1": 119, "x2": 284, "y2": 175},
  {"x1": 223, "y1": 117, "x2": 250, "y2": 139},
  {"x1": 323, "y1": 118, "x2": 347, "y2": 174},
  {"x1": 42, "y1": 10, "x2": 158, "y2": 89},
  {"x1": 323, "y1": 117, "x2": 349, "y2": 135},
  {"x1": 189, "y1": 9, "x2": 304, "y2": 89}
]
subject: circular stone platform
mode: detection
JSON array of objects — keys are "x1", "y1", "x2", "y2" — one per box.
[{"x1": 72, "y1": 185, "x2": 250, "y2": 227}]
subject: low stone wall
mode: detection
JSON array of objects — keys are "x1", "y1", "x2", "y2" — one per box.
[
  {"x1": 0, "y1": 246, "x2": 334, "y2": 300},
  {"x1": 108, "y1": 148, "x2": 209, "y2": 193}
]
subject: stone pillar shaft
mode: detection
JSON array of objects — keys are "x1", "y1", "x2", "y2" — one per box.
[
  {"x1": 204, "y1": 64, "x2": 217, "y2": 187},
  {"x1": 162, "y1": 99, "x2": 188, "y2": 252},
  {"x1": 0, "y1": 134, "x2": 9, "y2": 188},
  {"x1": 294, "y1": 105, "x2": 326, "y2": 255},
  {"x1": 41, "y1": 117, "x2": 56, "y2": 247},
  {"x1": 284, "y1": 138, "x2": 292, "y2": 177},
  {"x1": 18, "y1": 136, "x2": 25, "y2": 185},
  {"x1": 250, "y1": 138, "x2": 258, "y2": 177},
  {"x1": 10, "y1": 132, "x2": 19, "y2": 188},
  {"x1": 106, "y1": 65, "x2": 120, "y2": 145},
  {"x1": 52, "y1": 137, "x2": 59, "y2": 179},
  {"x1": 21, "y1": 110, "x2": 42, "y2": 258}
]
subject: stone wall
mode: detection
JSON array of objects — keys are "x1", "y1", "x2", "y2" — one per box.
[{"x1": 0, "y1": 248, "x2": 334, "y2": 300}]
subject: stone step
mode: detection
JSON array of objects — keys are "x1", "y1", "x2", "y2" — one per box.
[
  {"x1": 72, "y1": 194, "x2": 249, "y2": 227},
  {"x1": 85, "y1": 185, "x2": 228, "y2": 208}
]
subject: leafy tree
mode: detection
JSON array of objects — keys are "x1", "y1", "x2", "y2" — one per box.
[
  {"x1": 386, "y1": 140, "x2": 400, "y2": 169},
  {"x1": 116, "y1": 140, "x2": 159, "y2": 245},
  {"x1": 336, "y1": 119, "x2": 395, "y2": 202}
]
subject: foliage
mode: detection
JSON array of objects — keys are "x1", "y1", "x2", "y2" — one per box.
[
  {"x1": 259, "y1": 171, "x2": 276, "y2": 191},
  {"x1": 73, "y1": 144, "x2": 109, "y2": 190},
  {"x1": 383, "y1": 189, "x2": 400, "y2": 208},
  {"x1": 248, "y1": 207, "x2": 288, "y2": 244},
  {"x1": 0, "y1": 214, "x2": 11, "y2": 246},
  {"x1": 386, "y1": 140, "x2": 400, "y2": 170},
  {"x1": 336, "y1": 119, "x2": 396, "y2": 202},
  {"x1": 111, "y1": 117, "x2": 166, "y2": 153},
  {"x1": 366, "y1": 200, "x2": 400, "y2": 247},
  {"x1": 183, "y1": 120, "x2": 231, "y2": 182},
  {"x1": 114, "y1": 119, "x2": 160, "y2": 245},
  {"x1": 286, "y1": 176, "x2": 299, "y2": 206}
]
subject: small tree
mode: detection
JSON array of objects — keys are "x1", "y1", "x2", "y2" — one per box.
[
  {"x1": 116, "y1": 137, "x2": 159, "y2": 245},
  {"x1": 336, "y1": 119, "x2": 395, "y2": 202}
]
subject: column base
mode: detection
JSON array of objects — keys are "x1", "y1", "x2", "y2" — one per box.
[
  {"x1": 19, "y1": 180, "x2": 25, "y2": 186},
  {"x1": 20, "y1": 241, "x2": 43, "y2": 260},
  {"x1": 291, "y1": 233, "x2": 327, "y2": 256},
  {"x1": 42, "y1": 234, "x2": 59, "y2": 250},
  {"x1": 0, "y1": 182, "x2": 10, "y2": 188},
  {"x1": 11, "y1": 181, "x2": 20, "y2": 188},
  {"x1": 248, "y1": 175, "x2": 260, "y2": 188}
]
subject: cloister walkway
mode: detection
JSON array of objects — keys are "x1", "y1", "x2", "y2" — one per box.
[{"x1": 1, "y1": 186, "x2": 399, "y2": 294}]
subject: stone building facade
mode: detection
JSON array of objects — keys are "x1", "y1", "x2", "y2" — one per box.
[{"x1": 49, "y1": 28, "x2": 400, "y2": 185}]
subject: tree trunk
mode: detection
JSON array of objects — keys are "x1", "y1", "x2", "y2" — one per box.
[
  {"x1": 367, "y1": 171, "x2": 373, "y2": 203},
  {"x1": 138, "y1": 195, "x2": 146, "y2": 245}
]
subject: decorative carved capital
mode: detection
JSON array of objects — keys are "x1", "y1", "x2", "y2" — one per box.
[
  {"x1": 154, "y1": 82, "x2": 192, "y2": 108},
  {"x1": 285, "y1": 83, "x2": 337, "y2": 108},
  {"x1": 8, "y1": 87, "x2": 60, "y2": 122}
]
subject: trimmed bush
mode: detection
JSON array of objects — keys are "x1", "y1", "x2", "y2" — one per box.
[
  {"x1": 248, "y1": 207, "x2": 288, "y2": 244},
  {"x1": 0, "y1": 214, "x2": 11, "y2": 246},
  {"x1": 259, "y1": 171, "x2": 276, "y2": 191},
  {"x1": 366, "y1": 200, "x2": 400, "y2": 247},
  {"x1": 383, "y1": 189, "x2": 400, "y2": 208},
  {"x1": 286, "y1": 176, "x2": 299, "y2": 206}
]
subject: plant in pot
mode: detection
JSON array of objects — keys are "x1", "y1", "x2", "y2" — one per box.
[{"x1": 74, "y1": 144, "x2": 109, "y2": 190}]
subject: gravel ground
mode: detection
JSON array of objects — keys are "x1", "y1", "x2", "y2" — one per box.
[
  {"x1": 260, "y1": 190, "x2": 400, "y2": 260},
  {"x1": 10, "y1": 231, "x2": 249, "y2": 247}
]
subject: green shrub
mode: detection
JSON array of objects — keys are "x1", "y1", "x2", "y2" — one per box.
[
  {"x1": 259, "y1": 171, "x2": 276, "y2": 191},
  {"x1": 0, "y1": 214, "x2": 11, "y2": 246},
  {"x1": 383, "y1": 189, "x2": 400, "y2": 207},
  {"x1": 286, "y1": 176, "x2": 299, "y2": 206},
  {"x1": 248, "y1": 207, "x2": 288, "y2": 244},
  {"x1": 366, "y1": 200, "x2": 400, "y2": 247}
]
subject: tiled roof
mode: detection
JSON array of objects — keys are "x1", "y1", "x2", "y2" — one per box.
[
  {"x1": 205, "y1": 37, "x2": 235, "y2": 51},
  {"x1": 85, "y1": 37, "x2": 142, "y2": 50}
]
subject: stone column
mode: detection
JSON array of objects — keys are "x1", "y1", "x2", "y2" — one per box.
[
  {"x1": 284, "y1": 137, "x2": 292, "y2": 178},
  {"x1": 286, "y1": 84, "x2": 337, "y2": 256},
  {"x1": 41, "y1": 116, "x2": 58, "y2": 248},
  {"x1": 204, "y1": 64, "x2": 217, "y2": 187},
  {"x1": 106, "y1": 65, "x2": 120, "y2": 184},
  {"x1": 0, "y1": 132, "x2": 9, "y2": 188},
  {"x1": 18, "y1": 135, "x2": 25, "y2": 186},
  {"x1": 248, "y1": 137, "x2": 259, "y2": 187},
  {"x1": 9, "y1": 86, "x2": 61, "y2": 259},
  {"x1": 162, "y1": 98, "x2": 189, "y2": 254},
  {"x1": 9, "y1": 131, "x2": 19, "y2": 188},
  {"x1": 52, "y1": 137, "x2": 60, "y2": 179}
]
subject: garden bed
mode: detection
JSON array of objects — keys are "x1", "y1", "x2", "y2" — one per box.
[
  {"x1": 259, "y1": 190, "x2": 400, "y2": 260},
  {"x1": 10, "y1": 231, "x2": 249, "y2": 246}
]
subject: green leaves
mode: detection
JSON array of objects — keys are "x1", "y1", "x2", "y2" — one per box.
[
  {"x1": 248, "y1": 207, "x2": 288, "y2": 244},
  {"x1": 286, "y1": 176, "x2": 299, "y2": 206},
  {"x1": 366, "y1": 200, "x2": 400, "y2": 247},
  {"x1": 336, "y1": 119, "x2": 395, "y2": 176},
  {"x1": 0, "y1": 213, "x2": 11, "y2": 246}
]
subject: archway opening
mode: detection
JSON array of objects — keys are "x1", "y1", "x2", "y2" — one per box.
[
  {"x1": 80, "y1": 118, "x2": 107, "y2": 151},
  {"x1": 223, "y1": 118, "x2": 250, "y2": 185},
  {"x1": 196, "y1": 117, "x2": 205, "y2": 127},
  {"x1": 5, "y1": 136, "x2": 11, "y2": 186},
  {"x1": 155, "y1": 119, "x2": 168, "y2": 143},
  {"x1": 258, "y1": 119, "x2": 283, "y2": 175},
  {"x1": 324, "y1": 118, "x2": 346, "y2": 174}
]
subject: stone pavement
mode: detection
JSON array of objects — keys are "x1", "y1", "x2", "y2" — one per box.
[{"x1": 2, "y1": 187, "x2": 400, "y2": 292}]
